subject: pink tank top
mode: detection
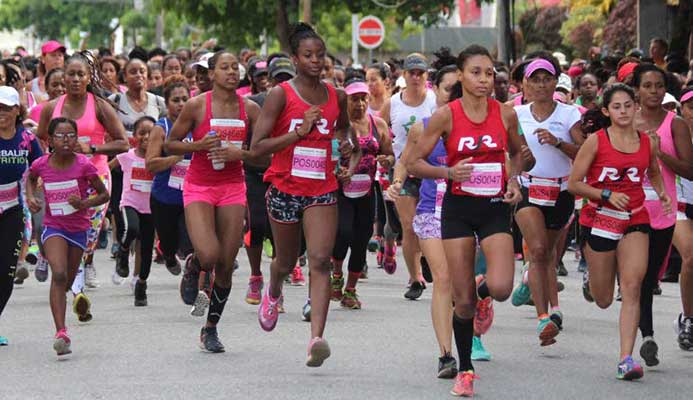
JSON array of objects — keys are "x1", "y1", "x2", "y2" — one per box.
[
  {"x1": 52, "y1": 93, "x2": 109, "y2": 176},
  {"x1": 644, "y1": 111, "x2": 677, "y2": 229}
]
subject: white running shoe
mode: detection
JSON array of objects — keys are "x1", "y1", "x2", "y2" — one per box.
[
  {"x1": 111, "y1": 271, "x2": 124, "y2": 285},
  {"x1": 190, "y1": 291, "x2": 210, "y2": 317},
  {"x1": 84, "y1": 264, "x2": 99, "y2": 288}
]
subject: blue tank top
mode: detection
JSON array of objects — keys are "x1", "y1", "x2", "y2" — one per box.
[
  {"x1": 416, "y1": 118, "x2": 448, "y2": 216},
  {"x1": 151, "y1": 117, "x2": 191, "y2": 205}
]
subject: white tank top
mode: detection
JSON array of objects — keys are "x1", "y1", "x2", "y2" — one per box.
[
  {"x1": 389, "y1": 89, "x2": 436, "y2": 159},
  {"x1": 678, "y1": 176, "x2": 693, "y2": 205},
  {"x1": 515, "y1": 102, "x2": 581, "y2": 183}
]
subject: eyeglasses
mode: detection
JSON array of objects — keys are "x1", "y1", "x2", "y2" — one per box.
[{"x1": 52, "y1": 132, "x2": 77, "y2": 140}]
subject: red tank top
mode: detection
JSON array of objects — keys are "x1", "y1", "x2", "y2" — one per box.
[
  {"x1": 264, "y1": 81, "x2": 340, "y2": 196},
  {"x1": 445, "y1": 98, "x2": 508, "y2": 197},
  {"x1": 52, "y1": 93, "x2": 109, "y2": 176},
  {"x1": 186, "y1": 91, "x2": 247, "y2": 186}
]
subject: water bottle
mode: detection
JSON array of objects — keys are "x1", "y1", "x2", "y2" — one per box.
[{"x1": 208, "y1": 130, "x2": 225, "y2": 170}]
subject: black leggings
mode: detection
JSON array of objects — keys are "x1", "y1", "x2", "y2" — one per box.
[
  {"x1": 0, "y1": 206, "x2": 24, "y2": 317},
  {"x1": 117, "y1": 206, "x2": 155, "y2": 281},
  {"x1": 373, "y1": 182, "x2": 387, "y2": 237},
  {"x1": 333, "y1": 192, "x2": 375, "y2": 273},
  {"x1": 245, "y1": 170, "x2": 272, "y2": 247},
  {"x1": 150, "y1": 196, "x2": 192, "y2": 259},
  {"x1": 639, "y1": 225, "x2": 674, "y2": 338}
]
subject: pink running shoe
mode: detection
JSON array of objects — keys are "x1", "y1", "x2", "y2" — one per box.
[
  {"x1": 258, "y1": 287, "x2": 280, "y2": 332},
  {"x1": 451, "y1": 370, "x2": 479, "y2": 397},
  {"x1": 306, "y1": 337, "x2": 331, "y2": 367},
  {"x1": 53, "y1": 328, "x2": 72, "y2": 357},
  {"x1": 245, "y1": 276, "x2": 263, "y2": 305},
  {"x1": 383, "y1": 242, "x2": 397, "y2": 275},
  {"x1": 474, "y1": 297, "x2": 494, "y2": 336},
  {"x1": 291, "y1": 265, "x2": 306, "y2": 286}
]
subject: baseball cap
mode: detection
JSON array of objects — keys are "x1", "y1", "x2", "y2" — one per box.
[
  {"x1": 41, "y1": 40, "x2": 66, "y2": 56},
  {"x1": 344, "y1": 80, "x2": 369, "y2": 96},
  {"x1": 249, "y1": 59, "x2": 268, "y2": 78},
  {"x1": 268, "y1": 57, "x2": 296, "y2": 79},
  {"x1": 403, "y1": 54, "x2": 428, "y2": 72},
  {"x1": 552, "y1": 52, "x2": 569, "y2": 68},
  {"x1": 524, "y1": 59, "x2": 557, "y2": 78},
  {"x1": 0, "y1": 86, "x2": 20, "y2": 107},
  {"x1": 556, "y1": 73, "x2": 572, "y2": 92},
  {"x1": 662, "y1": 92, "x2": 680, "y2": 108},
  {"x1": 192, "y1": 53, "x2": 213, "y2": 70}
]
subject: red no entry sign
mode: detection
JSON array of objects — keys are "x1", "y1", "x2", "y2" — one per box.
[{"x1": 357, "y1": 16, "x2": 385, "y2": 49}]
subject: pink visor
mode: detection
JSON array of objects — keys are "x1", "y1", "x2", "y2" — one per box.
[
  {"x1": 681, "y1": 91, "x2": 693, "y2": 104},
  {"x1": 525, "y1": 59, "x2": 556, "y2": 78},
  {"x1": 345, "y1": 81, "x2": 369, "y2": 96}
]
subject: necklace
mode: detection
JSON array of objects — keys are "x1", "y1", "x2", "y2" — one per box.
[{"x1": 531, "y1": 101, "x2": 557, "y2": 123}]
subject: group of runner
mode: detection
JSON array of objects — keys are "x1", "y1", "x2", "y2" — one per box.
[{"x1": 1, "y1": 25, "x2": 693, "y2": 397}]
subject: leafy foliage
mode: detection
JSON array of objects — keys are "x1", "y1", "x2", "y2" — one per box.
[
  {"x1": 560, "y1": 4, "x2": 606, "y2": 58},
  {"x1": 518, "y1": 6, "x2": 568, "y2": 53},
  {"x1": 602, "y1": 0, "x2": 636, "y2": 53}
]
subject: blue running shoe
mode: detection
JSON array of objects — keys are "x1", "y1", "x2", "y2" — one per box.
[
  {"x1": 617, "y1": 355, "x2": 643, "y2": 380},
  {"x1": 511, "y1": 263, "x2": 531, "y2": 306}
]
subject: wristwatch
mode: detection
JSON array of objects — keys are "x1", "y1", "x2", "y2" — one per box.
[
  {"x1": 601, "y1": 189, "x2": 612, "y2": 202},
  {"x1": 90, "y1": 145, "x2": 97, "y2": 154},
  {"x1": 554, "y1": 137, "x2": 563, "y2": 148}
]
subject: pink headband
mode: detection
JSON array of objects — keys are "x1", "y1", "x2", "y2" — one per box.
[
  {"x1": 525, "y1": 59, "x2": 556, "y2": 78},
  {"x1": 681, "y1": 91, "x2": 693, "y2": 104}
]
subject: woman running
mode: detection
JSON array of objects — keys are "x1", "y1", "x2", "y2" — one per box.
[
  {"x1": 674, "y1": 87, "x2": 693, "y2": 350},
  {"x1": 38, "y1": 51, "x2": 129, "y2": 318},
  {"x1": 512, "y1": 57, "x2": 584, "y2": 345},
  {"x1": 331, "y1": 77, "x2": 394, "y2": 309},
  {"x1": 0, "y1": 86, "x2": 43, "y2": 346},
  {"x1": 382, "y1": 53, "x2": 437, "y2": 299},
  {"x1": 27, "y1": 117, "x2": 109, "y2": 357},
  {"x1": 568, "y1": 83, "x2": 671, "y2": 380},
  {"x1": 251, "y1": 23, "x2": 358, "y2": 367},
  {"x1": 632, "y1": 64, "x2": 693, "y2": 366},
  {"x1": 166, "y1": 50, "x2": 261, "y2": 353},
  {"x1": 405, "y1": 45, "x2": 526, "y2": 397},
  {"x1": 365, "y1": 63, "x2": 391, "y2": 117}
]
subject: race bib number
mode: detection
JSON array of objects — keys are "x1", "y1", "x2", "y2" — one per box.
[
  {"x1": 643, "y1": 175, "x2": 658, "y2": 201},
  {"x1": 131, "y1": 160, "x2": 153, "y2": 192},
  {"x1": 291, "y1": 146, "x2": 327, "y2": 180},
  {"x1": 343, "y1": 174, "x2": 371, "y2": 198},
  {"x1": 591, "y1": 208, "x2": 630, "y2": 240},
  {"x1": 168, "y1": 159, "x2": 190, "y2": 190},
  {"x1": 210, "y1": 119, "x2": 246, "y2": 149},
  {"x1": 0, "y1": 182, "x2": 19, "y2": 213},
  {"x1": 454, "y1": 163, "x2": 503, "y2": 197},
  {"x1": 528, "y1": 178, "x2": 561, "y2": 207},
  {"x1": 435, "y1": 179, "x2": 447, "y2": 218},
  {"x1": 44, "y1": 180, "x2": 80, "y2": 216}
]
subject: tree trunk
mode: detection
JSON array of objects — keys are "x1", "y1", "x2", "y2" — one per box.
[
  {"x1": 276, "y1": 0, "x2": 291, "y2": 53},
  {"x1": 302, "y1": 0, "x2": 311, "y2": 24}
]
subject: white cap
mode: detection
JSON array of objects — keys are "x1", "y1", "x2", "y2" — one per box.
[
  {"x1": 553, "y1": 51, "x2": 568, "y2": 67},
  {"x1": 557, "y1": 73, "x2": 572, "y2": 92},
  {"x1": 662, "y1": 92, "x2": 680, "y2": 108},
  {"x1": 0, "y1": 86, "x2": 20, "y2": 107},
  {"x1": 192, "y1": 53, "x2": 213, "y2": 70},
  {"x1": 395, "y1": 76, "x2": 406, "y2": 89}
]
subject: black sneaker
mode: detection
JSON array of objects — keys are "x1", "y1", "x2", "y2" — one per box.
[
  {"x1": 437, "y1": 352, "x2": 458, "y2": 379},
  {"x1": 115, "y1": 248, "x2": 129, "y2": 278},
  {"x1": 678, "y1": 316, "x2": 693, "y2": 351},
  {"x1": 582, "y1": 270, "x2": 594, "y2": 303},
  {"x1": 640, "y1": 337, "x2": 659, "y2": 366},
  {"x1": 134, "y1": 280, "x2": 148, "y2": 306},
  {"x1": 180, "y1": 255, "x2": 200, "y2": 306},
  {"x1": 165, "y1": 256, "x2": 181, "y2": 276},
  {"x1": 199, "y1": 327, "x2": 225, "y2": 353},
  {"x1": 557, "y1": 261, "x2": 568, "y2": 277},
  {"x1": 421, "y1": 256, "x2": 433, "y2": 283},
  {"x1": 404, "y1": 281, "x2": 425, "y2": 300}
]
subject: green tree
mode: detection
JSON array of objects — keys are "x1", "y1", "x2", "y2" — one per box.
[{"x1": 559, "y1": 4, "x2": 606, "y2": 58}]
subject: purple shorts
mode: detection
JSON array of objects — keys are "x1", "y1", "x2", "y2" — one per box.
[
  {"x1": 41, "y1": 227, "x2": 88, "y2": 251},
  {"x1": 413, "y1": 213, "x2": 442, "y2": 240}
]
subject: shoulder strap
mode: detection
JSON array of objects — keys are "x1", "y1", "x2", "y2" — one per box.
[{"x1": 368, "y1": 114, "x2": 380, "y2": 143}]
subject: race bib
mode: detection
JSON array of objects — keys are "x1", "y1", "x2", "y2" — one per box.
[
  {"x1": 168, "y1": 159, "x2": 190, "y2": 190},
  {"x1": 643, "y1": 175, "x2": 658, "y2": 201},
  {"x1": 0, "y1": 182, "x2": 19, "y2": 213},
  {"x1": 528, "y1": 178, "x2": 561, "y2": 207},
  {"x1": 591, "y1": 208, "x2": 630, "y2": 240},
  {"x1": 435, "y1": 179, "x2": 447, "y2": 218},
  {"x1": 44, "y1": 180, "x2": 80, "y2": 216},
  {"x1": 131, "y1": 160, "x2": 153, "y2": 192},
  {"x1": 343, "y1": 174, "x2": 371, "y2": 198},
  {"x1": 210, "y1": 119, "x2": 246, "y2": 149},
  {"x1": 291, "y1": 146, "x2": 326, "y2": 180},
  {"x1": 454, "y1": 163, "x2": 503, "y2": 197}
]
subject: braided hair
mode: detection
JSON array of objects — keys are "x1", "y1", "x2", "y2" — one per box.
[
  {"x1": 65, "y1": 50, "x2": 121, "y2": 112},
  {"x1": 0, "y1": 59, "x2": 22, "y2": 87}
]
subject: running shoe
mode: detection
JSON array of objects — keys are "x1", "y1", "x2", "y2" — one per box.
[
  {"x1": 404, "y1": 281, "x2": 425, "y2": 300},
  {"x1": 471, "y1": 336, "x2": 491, "y2": 361},
  {"x1": 110, "y1": 243, "x2": 119, "y2": 259},
  {"x1": 438, "y1": 352, "x2": 458, "y2": 379},
  {"x1": 35, "y1": 255, "x2": 48, "y2": 282},
  {"x1": 84, "y1": 263, "x2": 99, "y2": 288},
  {"x1": 676, "y1": 315, "x2": 693, "y2": 351},
  {"x1": 263, "y1": 239, "x2": 273, "y2": 258},
  {"x1": 180, "y1": 255, "x2": 200, "y2": 306},
  {"x1": 577, "y1": 257, "x2": 587, "y2": 273},
  {"x1": 0, "y1": 336, "x2": 7, "y2": 346},
  {"x1": 557, "y1": 260, "x2": 568, "y2": 277},
  {"x1": 474, "y1": 297, "x2": 494, "y2": 335},
  {"x1": 640, "y1": 336, "x2": 659, "y2": 366},
  {"x1": 537, "y1": 317, "x2": 559, "y2": 346},
  {"x1": 302, "y1": 298, "x2": 311, "y2": 322},
  {"x1": 13, "y1": 264, "x2": 29, "y2": 285},
  {"x1": 616, "y1": 355, "x2": 644, "y2": 380},
  {"x1": 258, "y1": 287, "x2": 280, "y2": 332},
  {"x1": 511, "y1": 263, "x2": 531, "y2": 306},
  {"x1": 383, "y1": 242, "x2": 397, "y2": 274},
  {"x1": 421, "y1": 256, "x2": 433, "y2": 283},
  {"x1": 306, "y1": 337, "x2": 331, "y2": 367},
  {"x1": 368, "y1": 236, "x2": 381, "y2": 253},
  {"x1": 53, "y1": 328, "x2": 72, "y2": 357},
  {"x1": 653, "y1": 284, "x2": 662, "y2": 296},
  {"x1": 25, "y1": 245, "x2": 39, "y2": 265},
  {"x1": 165, "y1": 256, "x2": 182, "y2": 276},
  {"x1": 360, "y1": 263, "x2": 368, "y2": 280},
  {"x1": 199, "y1": 326, "x2": 225, "y2": 353},
  {"x1": 111, "y1": 270, "x2": 124, "y2": 286},
  {"x1": 115, "y1": 248, "x2": 129, "y2": 278},
  {"x1": 550, "y1": 310, "x2": 564, "y2": 331},
  {"x1": 451, "y1": 370, "x2": 479, "y2": 397},
  {"x1": 331, "y1": 274, "x2": 344, "y2": 301},
  {"x1": 290, "y1": 265, "x2": 306, "y2": 286},
  {"x1": 341, "y1": 288, "x2": 362, "y2": 309},
  {"x1": 134, "y1": 280, "x2": 147, "y2": 307},
  {"x1": 97, "y1": 227, "x2": 109, "y2": 249},
  {"x1": 73, "y1": 292, "x2": 92, "y2": 323},
  {"x1": 245, "y1": 276, "x2": 263, "y2": 305},
  {"x1": 582, "y1": 270, "x2": 594, "y2": 303},
  {"x1": 190, "y1": 291, "x2": 209, "y2": 317}
]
